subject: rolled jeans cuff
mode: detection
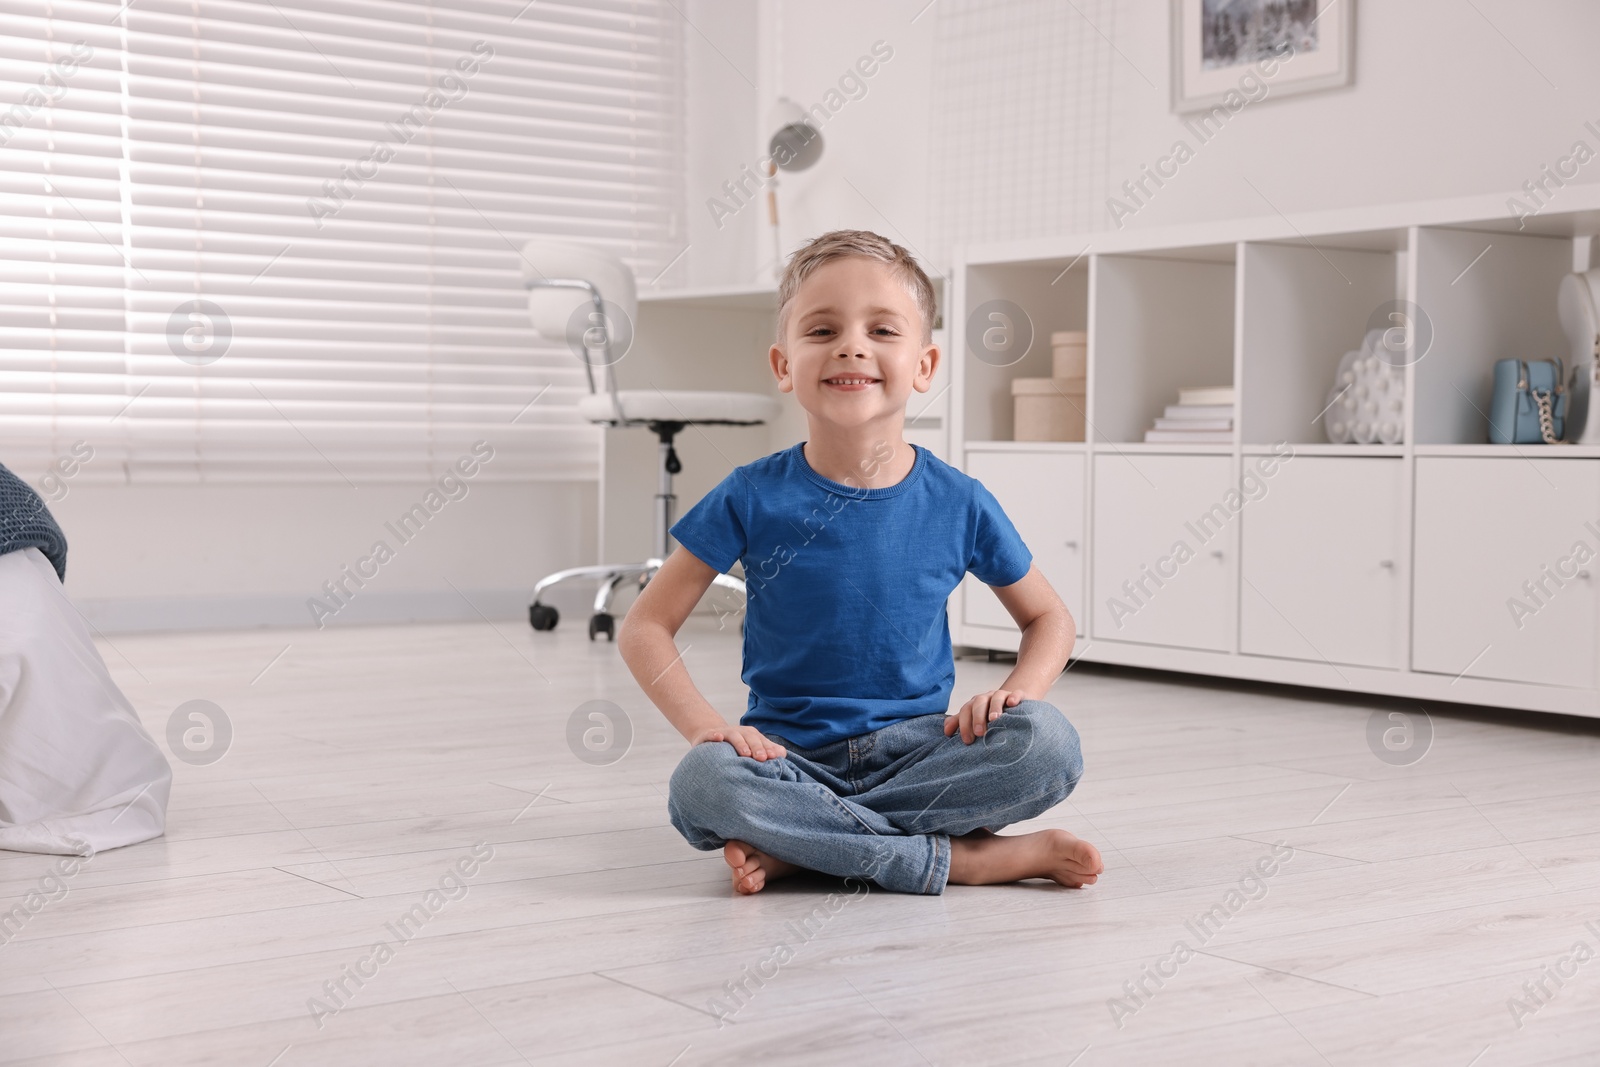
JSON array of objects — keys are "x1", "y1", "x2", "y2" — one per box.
[{"x1": 920, "y1": 832, "x2": 951, "y2": 895}]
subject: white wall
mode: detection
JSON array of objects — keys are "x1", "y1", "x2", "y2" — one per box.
[
  {"x1": 682, "y1": 0, "x2": 761, "y2": 289},
  {"x1": 54, "y1": 481, "x2": 598, "y2": 632},
  {"x1": 682, "y1": 0, "x2": 941, "y2": 288},
  {"x1": 1101, "y1": 0, "x2": 1600, "y2": 235},
  {"x1": 699, "y1": 0, "x2": 1600, "y2": 284}
]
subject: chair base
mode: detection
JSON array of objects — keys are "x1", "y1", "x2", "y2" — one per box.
[
  {"x1": 529, "y1": 420, "x2": 749, "y2": 641},
  {"x1": 528, "y1": 561, "x2": 748, "y2": 641}
]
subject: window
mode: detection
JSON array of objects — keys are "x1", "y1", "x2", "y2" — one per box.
[{"x1": 1, "y1": 0, "x2": 686, "y2": 485}]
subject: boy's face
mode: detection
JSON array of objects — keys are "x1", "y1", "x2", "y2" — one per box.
[{"x1": 769, "y1": 257, "x2": 939, "y2": 435}]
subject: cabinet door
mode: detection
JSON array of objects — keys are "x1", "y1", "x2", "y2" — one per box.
[
  {"x1": 1413, "y1": 458, "x2": 1600, "y2": 688},
  {"x1": 962, "y1": 450, "x2": 1085, "y2": 636},
  {"x1": 1240, "y1": 457, "x2": 1405, "y2": 669},
  {"x1": 1092, "y1": 454, "x2": 1234, "y2": 651}
]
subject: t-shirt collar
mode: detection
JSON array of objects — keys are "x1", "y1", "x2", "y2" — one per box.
[{"x1": 793, "y1": 440, "x2": 925, "y2": 500}]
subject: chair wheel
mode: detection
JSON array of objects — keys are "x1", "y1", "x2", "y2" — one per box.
[
  {"x1": 529, "y1": 603, "x2": 559, "y2": 631},
  {"x1": 588, "y1": 612, "x2": 615, "y2": 641}
]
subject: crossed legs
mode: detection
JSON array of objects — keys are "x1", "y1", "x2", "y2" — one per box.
[{"x1": 666, "y1": 700, "x2": 1103, "y2": 895}]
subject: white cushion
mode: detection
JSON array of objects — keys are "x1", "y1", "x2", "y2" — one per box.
[
  {"x1": 0, "y1": 548, "x2": 171, "y2": 855},
  {"x1": 577, "y1": 389, "x2": 781, "y2": 425}
]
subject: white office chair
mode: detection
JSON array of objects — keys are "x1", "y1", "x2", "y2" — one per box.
[{"x1": 521, "y1": 239, "x2": 780, "y2": 640}]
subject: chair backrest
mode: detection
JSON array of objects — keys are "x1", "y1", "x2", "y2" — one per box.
[
  {"x1": 521, "y1": 240, "x2": 636, "y2": 337},
  {"x1": 520, "y1": 239, "x2": 636, "y2": 407}
]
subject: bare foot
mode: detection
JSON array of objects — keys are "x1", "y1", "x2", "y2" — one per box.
[
  {"x1": 948, "y1": 828, "x2": 1104, "y2": 888},
  {"x1": 724, "y1": 840, "x2": 802, "y2": 895}
]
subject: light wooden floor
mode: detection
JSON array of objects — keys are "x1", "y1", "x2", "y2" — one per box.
[{"x1": 4, "y1": 616, "x2": 1600, "y2": 1066}]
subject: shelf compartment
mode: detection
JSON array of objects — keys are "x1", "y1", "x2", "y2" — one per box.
[
  {"x1": 1091, "y1": 252, "x2": 1236, "y2": 445},
  {"x1": 1412, "y1": 226, "x2": 1576, "y2": 446},
  {"x1": 1238, "y1": 240, "x2": 1404, "y2": 446},
  {"x1": 960, "y1": 260, "x2": 1089, "y2": 443}
]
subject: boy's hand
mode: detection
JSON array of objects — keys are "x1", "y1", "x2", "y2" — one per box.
[
  {"x1": 690, "y1": 723, "x2": 788, "y2": 762},
  {"x1": 945, "y1": 689, "x2": 1024, "y2": 745}
]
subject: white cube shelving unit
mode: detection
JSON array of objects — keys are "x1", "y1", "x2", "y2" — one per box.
[{"x1": 952, "y1": 185, "x2": 1600, "y2": 720}]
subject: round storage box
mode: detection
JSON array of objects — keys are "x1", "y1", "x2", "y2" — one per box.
[
  {"x1": 1051, "y1": 330, "x2": 1087, "y2": 379},
  {"x1": 1012, "y1": 376, "x2": 1086, "y2": 441}
]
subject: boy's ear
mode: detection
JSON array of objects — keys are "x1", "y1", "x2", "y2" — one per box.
[
  {"x1": 769, "y1": 343, "x2": 793, "y2": 392},
  {"x1": 914, "y1": 342, "x2": 940, "y2": 392}
]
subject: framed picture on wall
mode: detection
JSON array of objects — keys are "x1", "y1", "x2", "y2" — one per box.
[{"x1": 1171, "y1": 0, "x2": 1353, "y2": 113}]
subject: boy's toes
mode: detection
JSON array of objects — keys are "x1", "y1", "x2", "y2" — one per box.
[
  {"x1": 724, "y1": 840, "x2": 770, "y2": 894},
  {"x1": 1065, "y1": 836, "x2": 1104, "y2": 875},
  {"x1": 723, "y1": 840, "x2": 804, "y2": 895}
]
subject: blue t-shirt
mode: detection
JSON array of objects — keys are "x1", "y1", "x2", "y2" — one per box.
[{"x1": 668, "y1": 440, "x2": 1033, "y2": 749}]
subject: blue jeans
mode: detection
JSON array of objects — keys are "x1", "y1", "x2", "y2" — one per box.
[{"x1": 666, "y1": 699, "x2": 1084, "y2": 895}]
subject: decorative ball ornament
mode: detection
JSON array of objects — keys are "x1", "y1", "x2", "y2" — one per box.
[{"x1": 1325, "y1": 330, "x2": 1405, "y2": 445}]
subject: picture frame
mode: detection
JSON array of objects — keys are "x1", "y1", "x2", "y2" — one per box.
[{"x1": 1171, "y1": 0, "x2": 1354, "y2": 114}]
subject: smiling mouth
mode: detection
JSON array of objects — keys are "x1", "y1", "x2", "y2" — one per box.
[{"x1": 823, "y1": 377, "x2": 880, "y2": 387}]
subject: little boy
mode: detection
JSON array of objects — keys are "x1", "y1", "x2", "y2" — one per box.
[{"x1": 617, "y1": 229, "x2": 1102, "y2": 896}]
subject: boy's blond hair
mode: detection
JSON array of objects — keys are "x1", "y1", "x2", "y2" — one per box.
[{"x1": 775, "y1": 229, "x2": 936, "y2": 347}]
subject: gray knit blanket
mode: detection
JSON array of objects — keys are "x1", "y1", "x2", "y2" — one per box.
[{"x1": 0, "y1": 463, "x2": 67, "y2": 582}]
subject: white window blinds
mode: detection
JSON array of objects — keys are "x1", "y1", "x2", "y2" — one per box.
[{"x1": 1, "y1": 0, "x2": 686, "y2": 484}]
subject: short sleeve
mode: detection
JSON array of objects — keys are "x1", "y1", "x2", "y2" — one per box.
[
  {"x1": 669, "y1": 471, "x2": 747, "y2": 573},
  {"x1": 968, "y1": 478, "x2": 1032, "y2": 587}
]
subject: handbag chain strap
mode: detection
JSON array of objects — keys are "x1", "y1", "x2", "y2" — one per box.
[
  {"x1": 1523, "y1": 356, "x2": 1570, "y2": 446},
  {"x1": 1533, "y1": 388, "x2": 1565, "y2": 445}
]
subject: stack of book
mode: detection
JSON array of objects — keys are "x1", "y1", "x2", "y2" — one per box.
[{"x1": 1143, "y1": 385, "x2": 1234, "y2": 443}]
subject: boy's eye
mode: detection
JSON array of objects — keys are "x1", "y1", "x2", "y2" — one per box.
[{"x1": 806, "y1": 325, "x2": 898, "y2": 336}]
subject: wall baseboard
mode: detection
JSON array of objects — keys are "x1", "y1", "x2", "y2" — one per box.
[
  {"x1": 73, "y1": 579, "x2": 717, "y2": 634},
  {"x1": 77, "y1": 586, "x2": 573, "y2": 634}
]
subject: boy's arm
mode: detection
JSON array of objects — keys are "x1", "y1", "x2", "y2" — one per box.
[
  {"x1": 616, "y1": 549, "x2": 729, "y2": 741},
  {"x1": 945, "y1": 563, "x2": 1075, "y2": 742},
  {"x1": 992, "y1": 562, "x2": 1075, "y2": 697},
  {"x1": 617, "y1": 548, "x2": 785, "y2": 760}
]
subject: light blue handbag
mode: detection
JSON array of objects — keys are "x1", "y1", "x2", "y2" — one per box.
[{"x1": 1489, "y1": 358, "x2": 1567, "y2": 444}]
